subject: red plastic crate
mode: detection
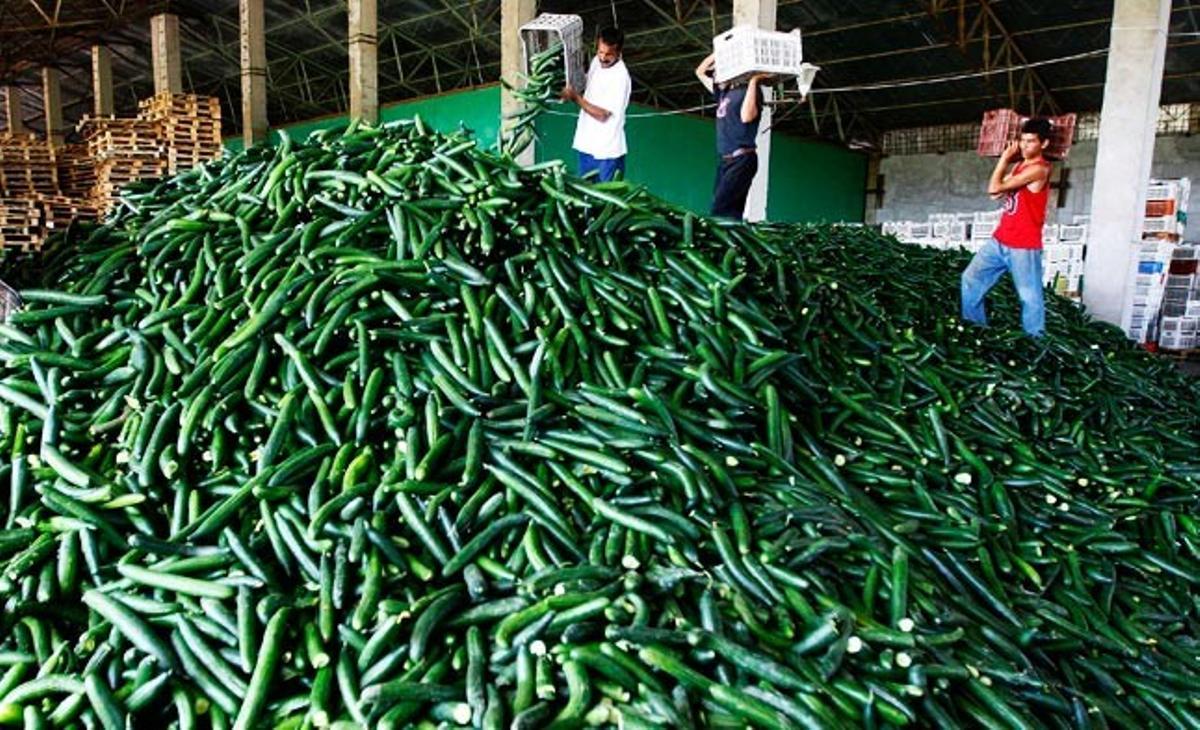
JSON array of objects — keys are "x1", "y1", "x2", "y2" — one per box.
[
  {"x1": 1146, "y1": 199, "x2": 1178, "y2": 218},
  {"x1": 977, "y1": 109, "x2": 1076, "y2": 160}
]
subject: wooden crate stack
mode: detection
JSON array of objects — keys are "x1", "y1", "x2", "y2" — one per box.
[
  {"x1": 0, "y1": 196, "x2": 41, "y2": 252},
  {"x1": 38, "y1": 194, "x2": 99, "y2": 235},
  {"x1": 57, "y1": 144, "x2": 97, "y2": 200},
  {"x1": 76, "y1": 116, "x2": 167, "y2": 216},
  {"x1": 0, "y1": 133, "x2": 60, "y2": 197},
  {"x1": 138, "y1": 93, "x2": 222, "y2": 175}
]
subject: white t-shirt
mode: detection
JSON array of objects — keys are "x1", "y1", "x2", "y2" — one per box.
[{"x1": 572, "y1": 57, "x2": 631, "y2": 160}]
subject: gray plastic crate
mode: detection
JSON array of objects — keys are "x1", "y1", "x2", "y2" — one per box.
[
  {"x1": 519, "y1": 14, "x2": 587, "y2": 94},
  {"x1": 0, "y1": 279, "x2": 20, "y2": 322}
]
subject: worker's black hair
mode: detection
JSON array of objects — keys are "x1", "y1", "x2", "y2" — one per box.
[
  {"x1": 1022, "y1": 118, "x2": 1052, "y2": 143},
  {"x1": 599, "y1": 26, "x2": 625, "y2": 48}
]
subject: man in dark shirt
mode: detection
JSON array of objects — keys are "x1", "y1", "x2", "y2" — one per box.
[{"x1": 695, "y1": 53, "x2": 770, "y2": 219}]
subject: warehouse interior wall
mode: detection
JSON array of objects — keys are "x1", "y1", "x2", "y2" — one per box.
[
  {"x1": 873, "y1": 136, "x2": 1200, "y2": 226},
  {"x1": 223, "y1": 85, "x2": 868, "y2": 223}
]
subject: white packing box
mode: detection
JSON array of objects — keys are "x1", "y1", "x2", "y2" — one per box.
[
  {"x1": 713, "y1": 25, "x2": 804, "y2": 85},
  {"x1": 974, "y1": 210, "x2": 1002, "y2": 226},
  {"x1": 1058, "y1": 224, "x2": 1088, "y2": 243}
]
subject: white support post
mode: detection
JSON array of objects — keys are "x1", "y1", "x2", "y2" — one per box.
[
  {"x1": 240, "y1": 0, "x2": 269, "y2": 145},
  {"x1": 734, "y1": 0, "x2": 777, "y2": 222},
  {"x1": 1083, "y1": 0, "x2": 1171, "y2": 327},
  {"x1": 500, "y1": 0, "x2": 536, "y2": 165},
  {"x1": 348, "y1": 0, "x2": 379, "y2": 124},
  {"x1": 151, "y1": 13, "x2": 183, "y2": 96},
  {"x1": 92, "y1": 46, "x2": 114, "y2": 117}
]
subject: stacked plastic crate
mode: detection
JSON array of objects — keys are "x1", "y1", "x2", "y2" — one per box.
[
  {"x1": 1158, "y1": 246, "x2": 1199, "y2": 350},
  {"x1": 881, "y1": 210, "x2": 1085, "y2": 295},
  {"x1": 1123, "y1": 178, "x2": 1191, "y2": 345}
]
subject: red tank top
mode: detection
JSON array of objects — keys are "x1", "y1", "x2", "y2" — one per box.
[{"x1": 993, "y1": 159, "x2": 1050, "y2": 250}]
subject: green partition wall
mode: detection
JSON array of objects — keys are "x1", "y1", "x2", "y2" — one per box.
[{"x1": 222, "y1": 84, "x2": 866, "y2": 222}]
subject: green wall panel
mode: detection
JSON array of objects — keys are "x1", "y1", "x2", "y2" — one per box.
[
  {"x1": 536, "y1": 103, "x2": 866, "y2": 221},
  {"x1": 768, "y1": 135, "x2": 868, "y2": 223},
  {"x1": 224, "y1": 86, "x2": 501, "y2": 153},
  {"x1": 535, "y1": 103, "x2": 720, "y2": 215},
  {"x1": 222, "y1": 84, "x2": 865, "y2": 223}
]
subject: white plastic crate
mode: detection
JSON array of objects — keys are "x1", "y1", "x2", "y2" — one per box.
[
  {"x1": 932, "y1": 221, "x2": 967, "y2": 240},
  {"x1": 520, "y1": 14, "x2": 587, "y2": 93},
  {"x1": 1058, "y1": 224, "x2": 1087, "y2": 243},
  {"x1": 908, "y1": 223, "x2": 932, "y2": 239},
  {"x1": 1188, "y1": 300, "x2": 1200, "y2": 317},
  {"x1": 0, "y1": 279, "x2": 20, "y2": 322},
  {"x1": 1072, "y1": 214, "x2": 1091, "y2": 225},
  {"x1": 713, "y1": 25, "x2": 804, "y2": 85},
  {"x1": 974, "y1": 210, "x2": 1002, "y2": 226},
  {"x1": 1042, "y1": 224, "x2": 1060, "y2": 246},
  {"x1": 1143, "y1": 215, "x2": 1183, "y2": 236}
]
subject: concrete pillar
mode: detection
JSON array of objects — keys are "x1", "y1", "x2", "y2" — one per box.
[
  {"x1": 500, "y1": 0, "x2": 536, "y2": 164},
  {"x1": 734, "y1": 0, "x2": 777, "y2": 222},
  {"x1": 1083, "y1": 0, "x2": 1170, "y2": 327},
  {"x1": 240, "y1": 0, "x2": 269, "y2": 145},
  {"x1": 348, "y1": 0, "x2": 378, "y2": 124},
  {"x1": 42, "y1": 67, "x2": 64, "y2": 146},
  {"x1": 151, "y1": 13, "x2": 183, "y2": 96},
  {"x1": 3, "y1": 86, "x2": 25, "y2": 134},
  {"x1": 92, "y1": 45, "x2": 114, "y2": 117}
]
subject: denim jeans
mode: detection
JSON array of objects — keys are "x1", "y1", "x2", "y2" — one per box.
[
  {"x1": 960, "y1": 238, "x2": 1045, "y2": 337},
  {"x1": 577, "y1": 152, "x2": 626, "y2": 182},
  {"x1": 711, "y1": 152, "x2": 758, "y2": 219}
]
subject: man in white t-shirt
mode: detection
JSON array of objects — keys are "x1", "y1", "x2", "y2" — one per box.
[{"x1": 561, "y1": 27, "x2": 631, "y2": 182}]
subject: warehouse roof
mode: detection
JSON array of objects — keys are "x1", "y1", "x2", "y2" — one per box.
[{"x1": 1, "y1": 0, "x2": 1198, "y2": 147}]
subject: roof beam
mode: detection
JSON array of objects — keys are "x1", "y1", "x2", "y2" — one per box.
[{"x1": 923, "y1": 0, "x2": 1060, "y2": 115}]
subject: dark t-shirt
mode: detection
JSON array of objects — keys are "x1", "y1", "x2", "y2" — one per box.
[{"x1": 714, "y1": 84, "x2": 763, "y2": 156}]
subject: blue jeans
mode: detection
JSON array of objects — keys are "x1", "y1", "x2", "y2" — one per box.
[
  {"x1": 960, "y1": 238, "x2": 1045, "y2": 337},
  {"x1": 577, "y1": 152, "x2": 625, "y2": 182}
]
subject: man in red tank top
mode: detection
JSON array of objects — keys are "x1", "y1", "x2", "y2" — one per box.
[{"x1": 961, "y1": 118, "x2": 1053, "y2": 337}]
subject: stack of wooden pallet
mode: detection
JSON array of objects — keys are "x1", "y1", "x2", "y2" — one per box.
[
  {"x1": 38, "y1": 194, "x2": 99, "y2": 235},
  {"x1": 0, "y1": 196, "x2": 43, "y2": 252},
  {"x1": 57, "y1": 144, "x2": 97, "y2": 200},
  {"x1": 0, "y1": 133, "x2": 60, "y2": 197},
  {"x1": 138, "y1": 93, "x2": 222, "y2": 175},
  {"x1": 76, "y1": 116, "x2": 167, "y2": 216}
]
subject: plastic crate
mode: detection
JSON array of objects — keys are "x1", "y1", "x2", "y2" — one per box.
[
  {"x1": 1058, "y1": 224, "x2": 1087, "y2": 243},
  {"x1": 976, "y1": 109, "x2": 1076, "y2": 160},
  {"x1": 973, "y1": 210, "x2": 1001, "y2": 226},
  {"x1": 1143, "y1": 215, "x2": 1183, "y2": 237},
  {"x1": 520, "y1": 14, "x2": 587, "y2": 94},
  {"x1": 713, "y1": 25, "x2": 804, "y2": 85},
  {"x1": 1146, "y1": 199, "x2": 1178, "y2": 218},
  {"x1": 0, "y1": 279, "x2": 18, "y2": 322}
]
